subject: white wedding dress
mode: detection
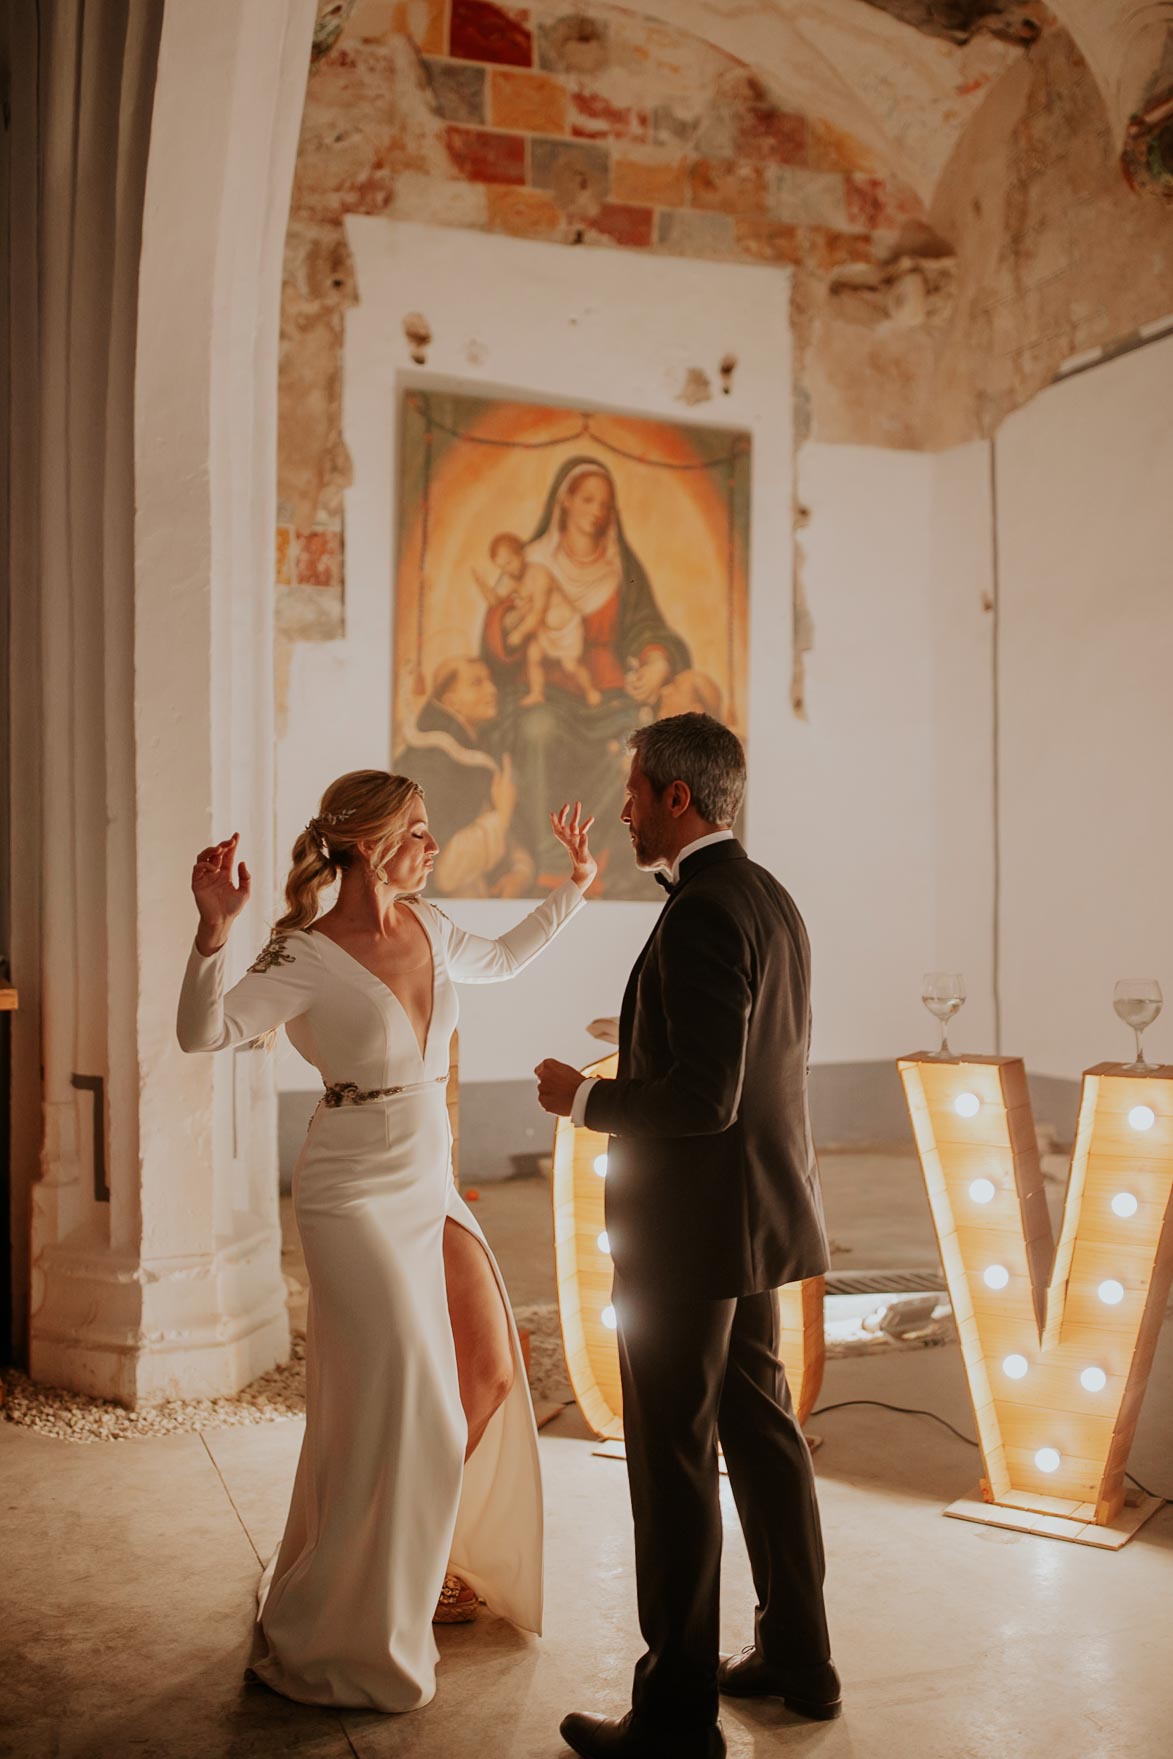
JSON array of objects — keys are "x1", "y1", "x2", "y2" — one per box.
[{"x1": 177, "y1": 878, "x2": 584, "y2": 1711}]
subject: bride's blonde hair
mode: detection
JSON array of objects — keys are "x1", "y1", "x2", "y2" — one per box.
[{"x1": 275, "y1": 770, "x2": 423, "y2": 934}]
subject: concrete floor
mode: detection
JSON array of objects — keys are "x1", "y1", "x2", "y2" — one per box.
[{"x1": 6, "y1": 1154, "x2": 1173, "y2": 1758}]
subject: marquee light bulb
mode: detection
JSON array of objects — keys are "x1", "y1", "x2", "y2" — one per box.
[
  {"x1": 594, "y1": 1153, "x2": 608, "y2": 1178},
  {"x1": 1111, "y1": 1192, "x2": 1138, "y2": 1218},
  {"x1": 969, "y1": 1178, "x2": 996, "y2": 1205},
  {"x1": 1002, "y1": 1354, "x2": 1028, "y2": 1380},
  {"x1": 1081, "y1": 1366, "x2": 1107, "y2": 1393},
  {"x1": 984, "y1": 1264, "x2": 1010, "y2": 1290},
  {"x1": 1129, "y1": 1105, "x2": 1155, "y2": 1132},
  {"x1": 1098, "y1": 1279, "x2": 1124, "y2": 1305},
  {"x1": 601, "y1": 1304, "x2": 617, "y2": 1331},
  {"x1": 954, "y1": 1092, "x2": 981, "y2": 1119},
  {"x1": 1035, "y1": 1448, "x2": 1061, "y2": 1474},
  {"x1": 597, "y1": 1230, "x2": 611, "y2": 1255}
]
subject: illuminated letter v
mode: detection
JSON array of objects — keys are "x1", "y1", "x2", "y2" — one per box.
[{"x1": 899, "y1": 1054, "x2": 1173, "y2": 1546}]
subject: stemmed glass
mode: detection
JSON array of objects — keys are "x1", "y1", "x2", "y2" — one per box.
[
  {"x1": 1113, "y1": 979, "x2": 1163, "y2": 1072},
  {"x1": 922, "y1": 972, "x2": 966, "y2": 1061}
]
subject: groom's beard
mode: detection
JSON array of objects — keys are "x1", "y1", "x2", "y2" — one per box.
[{"x1": 628, "y1": 823, "x2": 671, "y2": 871}]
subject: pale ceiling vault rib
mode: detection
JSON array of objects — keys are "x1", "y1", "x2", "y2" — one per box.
[
  {"x1": 613, "y1": 0, "x2": 1026, "y2": 201},
  {"x1": 616, "y1": 0, "x2": 1173, "y2": 198}
]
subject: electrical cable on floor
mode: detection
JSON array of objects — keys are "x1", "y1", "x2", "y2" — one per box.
[
  {"x1": 1125, "y1": 1470, "x2": 1166, "y2": 1501},
  {"x1": 810, "y1": 1398, "x2": 979, "y2": 1449},
  {"x1": 808, "y1": 1399, "x2": 1170, "y2": 1504}
]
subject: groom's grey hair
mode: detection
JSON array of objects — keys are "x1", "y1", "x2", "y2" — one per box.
[{"x1": 626, "y1": 713, "x2": 745, "y2": 826}]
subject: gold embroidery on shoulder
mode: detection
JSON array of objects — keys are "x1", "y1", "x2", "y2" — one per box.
[{"x1": 249, "y1": 933, "x2": 295, "y2": 976}]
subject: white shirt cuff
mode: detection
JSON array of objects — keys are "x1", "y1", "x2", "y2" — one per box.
[{"x1": 571, "y1": 1076, "x2": 599, "y2": 1128}]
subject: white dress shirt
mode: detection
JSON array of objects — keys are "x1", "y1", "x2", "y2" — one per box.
[
  {"x1": 667, "y1": 827, "x2": 735, "y2": 885},
  {"x1": 569, "y1": 829, "x2": 736, "y2": 1126}
]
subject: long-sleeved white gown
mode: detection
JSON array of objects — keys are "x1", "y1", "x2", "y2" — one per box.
[{"x1": 176, "y1": 878, "x2": 584, "y2": 1712}]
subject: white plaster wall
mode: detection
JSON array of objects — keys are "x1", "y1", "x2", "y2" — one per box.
[
  {"x1": 928, "y1": 440, "x2": 997, "y2": 1052},
  {"x1": 808, "y1": 367, "x2": 1173, "y2": 1086},
  {"x1": 796, "y1": 443, "x2": 937, "y2": 1063},
  {"x1": 277, "y1": 221, "x2": 797, "y2": 1088},
  {"x1": 995, "y1": 336, "x2": 1173, "y2": 1077}
]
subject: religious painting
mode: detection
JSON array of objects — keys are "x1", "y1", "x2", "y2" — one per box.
[{"x1": 392, "y1": 391, "x2": 751, "y2": 902}]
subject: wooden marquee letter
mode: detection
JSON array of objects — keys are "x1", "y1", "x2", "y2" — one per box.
[
  {"x1": 899, "y1": 1053, "x2": 1173, "y2": 1546},
  {"x1": 552, "y1": 1055, "x2": 825, "y2": 1442}
]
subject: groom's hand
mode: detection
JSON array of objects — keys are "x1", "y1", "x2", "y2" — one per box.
[{"x1": 534, "y1": 1059, "x2": 584, "y2": 1117}]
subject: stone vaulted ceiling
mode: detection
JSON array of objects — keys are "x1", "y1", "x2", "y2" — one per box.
[
  {"x1": 283, "y1": 0, "x2": 1173, "y2": 647},
  {"x1": 615, "y1": 0, "x2": 1173, "y2": 201}
]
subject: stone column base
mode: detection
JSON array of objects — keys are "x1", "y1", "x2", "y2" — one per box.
[{"x1": 29, "y1": 1216, "x2": 290, "y2": 1407}]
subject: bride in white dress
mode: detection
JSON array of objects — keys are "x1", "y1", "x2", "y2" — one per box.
[{"x1": 177, "y1": 768, "x2": 595, "y2": 1713}]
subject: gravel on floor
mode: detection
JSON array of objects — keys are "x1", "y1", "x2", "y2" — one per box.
[
  {"x1": 2, "y1": 1291, "x2": 960, "y2": 1445},
  {"x1": 514, "y1": 1302, "x2": 574, "y2": 1407},
  {"x1": 1, "y1": 1307, "x2": 575, "y2": 1445},
  {"x1": 0, "y1": 1334, "x2": 308, "y2": 1445}
]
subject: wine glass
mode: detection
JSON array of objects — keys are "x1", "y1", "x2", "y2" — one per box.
[
  {"x1": 1113, "y1": 979, "x2": 1163, "y2": 1072},
  {"x1": 922, "y1": 972, "x2": 965, "y2": 1060}
]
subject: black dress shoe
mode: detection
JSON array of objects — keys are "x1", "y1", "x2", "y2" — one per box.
[
  {"x1": 559, "y1": 1709, "x2": 726, "y2": 1758},
  {"x1": 717, "y1": 1649, "x2": 842, "y2": 1720}
]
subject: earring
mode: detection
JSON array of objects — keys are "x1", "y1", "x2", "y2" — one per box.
[{"x1": 371, "y1": 860, "x2": 388, "y2": 886}]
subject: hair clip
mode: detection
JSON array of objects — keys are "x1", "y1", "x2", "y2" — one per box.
[{"x1": 303, "y1": 821, "x2": 331, "y2": 859}]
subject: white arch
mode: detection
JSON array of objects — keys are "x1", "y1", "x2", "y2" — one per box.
[{"x1": 17, "y1": 0, "x2": 316, "y2": 1402}]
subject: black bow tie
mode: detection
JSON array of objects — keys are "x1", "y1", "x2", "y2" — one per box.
[{"x1": 654, "y1": 871, "x2": 676, "y2": 895}]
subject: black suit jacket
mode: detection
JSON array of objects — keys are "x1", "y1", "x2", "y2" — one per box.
[{"x1": 585, "y1": 839, "x2": 830, "y2": 1300}]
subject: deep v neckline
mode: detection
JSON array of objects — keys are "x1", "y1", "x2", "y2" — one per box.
[{"x1": 310, "y1": 902, "x2": 437, "y2": 1063}]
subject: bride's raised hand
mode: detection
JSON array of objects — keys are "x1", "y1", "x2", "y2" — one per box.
[
  {"x1": 191, "y1": 833, "x2": 251, "y2": 953},
  {"x1": 550, "y1": 801, "x2": 597, "y2": 892}
]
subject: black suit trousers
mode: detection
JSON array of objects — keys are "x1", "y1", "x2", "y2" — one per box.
[{"x1": 614, "y1": 1275, "x2": 832, "y2": 1730}]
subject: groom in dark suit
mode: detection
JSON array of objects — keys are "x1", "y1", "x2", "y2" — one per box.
[{"x1": 537, "y1": 713, "x2": 839, "y2": 1759}]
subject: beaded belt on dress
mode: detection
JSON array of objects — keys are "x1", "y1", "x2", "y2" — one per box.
[{"x1": 321, "y1": 1076, "x2": 448, "y2": 1107}]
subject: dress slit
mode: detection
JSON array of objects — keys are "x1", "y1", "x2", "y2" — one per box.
[
  {"x1": 443, "y1": 1189, "x2": 544, "y2": 1638},
  {"x1": 442, "y1": 1209, "x2": 517, "y2": 1339}
]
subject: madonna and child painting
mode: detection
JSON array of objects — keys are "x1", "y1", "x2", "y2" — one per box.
[{"x1": 393, "y1": 392, "x2": 750, "y2": 902}]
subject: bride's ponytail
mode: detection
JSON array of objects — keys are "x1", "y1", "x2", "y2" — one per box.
[{"x1": 274, "y1": 826, "x2": 338, "y2": 935}]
